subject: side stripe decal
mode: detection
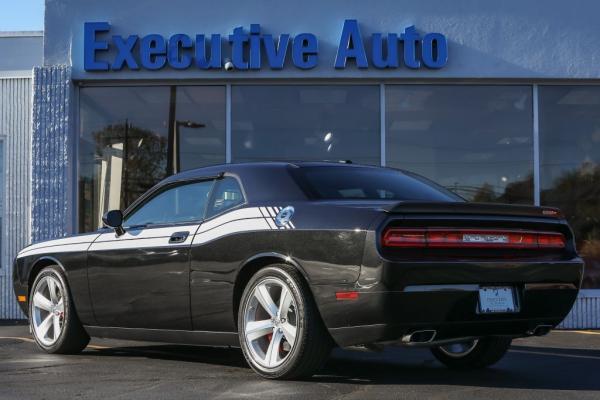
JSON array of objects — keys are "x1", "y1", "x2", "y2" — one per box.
[
  {"x1": 193, "y1": 206, "x2": 295, "y2": 245},
  {"x1": 17, "y1": 233, "x2": 101, "y2": 258},
  {"x1": 17, "y1": 206, "x2": 295, "y2": 258},
  {"x1": 17, "y1": 243, "x2": 93, "y2": 258}
]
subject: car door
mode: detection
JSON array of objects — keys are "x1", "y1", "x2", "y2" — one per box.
[
  {"x1": 87, "y1": 179, "x2": 215, "y2": 330},
  {"x1": 189, "y1": 176, "x2": 247, "y2": 332}
]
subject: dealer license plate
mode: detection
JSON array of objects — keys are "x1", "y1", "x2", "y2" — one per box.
[{"x1": 478, "y1": 287, "x2": 517, "y2": 314}]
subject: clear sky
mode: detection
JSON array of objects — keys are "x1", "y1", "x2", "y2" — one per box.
[{"x1": 0, "y1": 0, "x2": 44, "y2": 31}]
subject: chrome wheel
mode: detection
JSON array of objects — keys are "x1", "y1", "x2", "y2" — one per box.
[
  {"x1": 438, "y1": 339, "x2": 479, "y2": 358},
  {"x1": 32, "y1": 276, "x2": 64, "y2": 346},
  {"x1": 243, "y1": 277, "x2": 298, "y2": 369}
]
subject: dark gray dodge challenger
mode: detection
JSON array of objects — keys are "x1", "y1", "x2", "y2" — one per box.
[{"x1": 13, "y1": 162, "x2": 583, "y2": 379}]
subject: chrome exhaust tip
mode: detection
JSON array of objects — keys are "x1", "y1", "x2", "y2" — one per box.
[
  {"x1": 402, "y1": 329, "x2": 437, "y2": 344},
  {"x1": 528, "y1": 324, "x2": 553, "y2": 336}
]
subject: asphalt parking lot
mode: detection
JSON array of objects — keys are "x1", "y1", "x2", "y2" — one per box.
[{"x1": 1, "y1": 323, "x2": 599, "y2": 400}]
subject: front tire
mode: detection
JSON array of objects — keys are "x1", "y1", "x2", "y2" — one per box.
[
  {"x1": 238, "y1": 265, "x2": 331, "y2": 379},
  {"x1": 29, "y1": 266, "x2": 90, "y2": 354},
  {"x1": 431, "y1": 337, "x2": 512, "y2": 369}
]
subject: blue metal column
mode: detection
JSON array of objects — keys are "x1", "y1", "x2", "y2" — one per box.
[{"x1": 31, "y1": 65, "x2": 74, "y2": 243}]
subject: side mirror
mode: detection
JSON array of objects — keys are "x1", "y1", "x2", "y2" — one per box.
[{"x1": 102, "y1": 210, "x2": 125, "y2": 236}]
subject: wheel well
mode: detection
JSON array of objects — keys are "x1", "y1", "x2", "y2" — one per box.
[
  {"x1": 232, "y1": 256, "x2": 309, "y2": 326},
  {"x1": 28, "y1": 258, "x2": 59, "y2": 296}
]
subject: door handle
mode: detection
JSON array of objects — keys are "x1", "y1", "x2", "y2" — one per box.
[{"x1": 169, "y1": 231, "x2": 190, "y2": 244}]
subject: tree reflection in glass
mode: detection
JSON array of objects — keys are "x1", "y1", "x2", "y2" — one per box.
[
  {"x1": 92, "y1": 122, "x2": 167, "y2": 223},
  {"x1": 540, "y1": 86, "x2": 600, "y2": 289},
  {"x1": 542, "y1": 164, "x2": 600, "y2": 288},
  {"x1": 79, "y1": 86, "x2": 226, "y2": 233}
]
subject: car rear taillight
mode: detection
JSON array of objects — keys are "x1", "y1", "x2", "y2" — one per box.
[{"x1": 382, "y1": 228, "x2": 566, "y2": 249}]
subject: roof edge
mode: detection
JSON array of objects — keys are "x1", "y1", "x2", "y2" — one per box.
[{"x1": 0, "y1": 31, "x2": 43, "y2": 38}]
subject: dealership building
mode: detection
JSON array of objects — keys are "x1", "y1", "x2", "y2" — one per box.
[{"x1": 0, "y1": 0, "x2": 599, "y2": 327}]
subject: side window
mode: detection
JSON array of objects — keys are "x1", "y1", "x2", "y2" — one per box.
[
  {"x1": 206, "y1": 177, "x2": 245, "y2": 218},
  {"x1": 124, "y1": 180, "x2": 214, "y2": 227}
]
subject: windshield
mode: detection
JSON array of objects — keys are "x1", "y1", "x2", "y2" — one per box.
[{"x1": 292, "y1": 166, "x2": 463, "y2": 202}]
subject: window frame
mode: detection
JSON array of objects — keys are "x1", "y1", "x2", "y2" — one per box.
[
  {"x1": 119, "y1": 176, "x2": 219, "y2": 230},
  {"x1": 203, "y1": 173, "x2": 248, "y2": 221}
]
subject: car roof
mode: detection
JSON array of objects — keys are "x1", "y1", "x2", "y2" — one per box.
[{"x1": 161, "y1": 161, "x2": 382, "y2": 183}]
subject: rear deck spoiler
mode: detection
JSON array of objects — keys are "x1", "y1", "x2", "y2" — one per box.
[{"x1": 382, "y1": 202, "x2": 563, "y2": 219}]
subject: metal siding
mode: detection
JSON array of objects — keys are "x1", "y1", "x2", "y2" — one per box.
[
  {"x1": 559, "y1": 290, "x2": 600, "y2": 330},
  {"x1": 0, "y1": 76, "x2": 31, "y2": 319}
]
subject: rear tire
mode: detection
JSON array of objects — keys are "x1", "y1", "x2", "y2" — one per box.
[
  {"x1": 29, "y1": 266, "x2": 90, "y2": 354},
  {"x1": 238, "y1": 264, "x2": 332, "y2": 379},
  {"x1": 431, "y1": 337, "x2": 512, "y2": 369}
]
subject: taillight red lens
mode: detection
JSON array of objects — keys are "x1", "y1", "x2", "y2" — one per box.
[
  {"x1": 382, "y1": 229, "x2": 427, "y2": 247},
  {"x1": 537, "y1": 232, "x2": 566, "y2": 247},
  {"x1": 382, "y1": 228, "x2": 566, "y2": 249}
]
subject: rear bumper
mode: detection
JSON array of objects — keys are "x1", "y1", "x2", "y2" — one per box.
[{"x1": 312, "y1": 258, "x2": 583, "y2": 347}]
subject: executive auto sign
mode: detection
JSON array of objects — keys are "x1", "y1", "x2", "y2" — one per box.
[{"x1": 84, "y1": 20, "x2": 448, "y2": 72}]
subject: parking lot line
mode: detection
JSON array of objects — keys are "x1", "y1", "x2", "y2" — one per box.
[
  {"x1": 0, "y1": 336, "x2": 35, "y2": 343},
  {"x1": 0, "y1": 336, "x2": 109, "y2": 350},
  {"x1": 510, "y1": 349, "x2": 600, "y2": 360},
  {"x1": 554, "y1": 330, "x2": 600, "y2": 335}
]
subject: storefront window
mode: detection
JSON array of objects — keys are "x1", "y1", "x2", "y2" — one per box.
[
  {"x1": 79, "y1": 86, "x2": 225, "y2": 232},
  {"x1": 385, "y1": 85, "x2": 534, "y2": 204},
  {"x1": 231, "y1": 85, "x2": 380, "y2": 165},
  {"x1": 539, "y1": 86, "x2": 600, "y2": 289}
]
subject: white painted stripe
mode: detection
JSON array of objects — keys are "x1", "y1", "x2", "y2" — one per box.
[
  {"x1": 94, "y1": 224, "x2": 200, "y2": 242},
  {"x1": 288, "y1": 221, "x2": 296, "y2": 229},
  {"x1": 192, "y1": 218, "x2": 271, "y2": 245},
  {"x1": 18, "y1": 233, "x2": 100, "y2": 255},
  {"x1": 197, "y1": 207, "x2": 264, "y2": 233},
  {"x1": 264, "y1": 216, "x2": 278, "y2": 230},
  {"x1": 17, "y1": 243, "x2": 92, "y2": 258},
  {"x1": 89, "y1": 235, "x2": 194, "y2": 251}
]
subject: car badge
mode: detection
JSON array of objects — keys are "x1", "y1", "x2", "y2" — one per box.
[
  {"x1": 275, "y1": 206, "x2": 295, "y2": 227},
  {"x1": 462, "y1": 234, "x2": 509, "y2": 244}
]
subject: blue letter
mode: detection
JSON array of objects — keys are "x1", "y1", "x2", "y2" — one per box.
[
  {"x1": 400, "y1": 25, "x2": 421, "y2": 69},
  {"x1": 84, "y1": 22, "x2": 110, "y2": 71},
  {"x1": 249, "y1": 24, "x2": 261, "y2": 69},
  {"x1": 112, "y1": 35, "x2": 139, "y2": 70},
  {"x1": 335, "y1": 19, "x2": 368, "y2": 69},
  {"x1": 422, "y1": 33, "x2": 448, "y2": 69},
  {"x1": 372, "y1": 33, "x2": 398, "y2": 69},
  {"x1": 195, "y1": 34, "x2": 222, "y2": 69},
  {"x1": 140, "y1": 34, "x2": 167, "y2": 70},
  {"x1": 229, "y1": 26, "x2": 249, "y2": 69},
  {"x1": 168, "y1": 34, "x2": 192, "y2": 69},
  {"x1": 292, "y1": 33, "x2": 318, "y2": 69},
  {"x1": 263, "y1": 34, "x2": 290, "y2": 69}
]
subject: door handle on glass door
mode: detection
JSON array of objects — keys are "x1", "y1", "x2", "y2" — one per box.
[{"x1": 169, "y1": 231, "x2": 190, "y2": 244}]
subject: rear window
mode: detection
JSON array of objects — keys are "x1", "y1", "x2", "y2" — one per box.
[{"x1": 292, "y1": 166, "x2": 462, "y2": 202}]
